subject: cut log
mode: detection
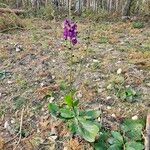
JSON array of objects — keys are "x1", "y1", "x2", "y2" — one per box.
[
  {"x1": 0, "y1": 8, "x2": 26, "y2": 15},
  {"x1": 145, "y1": 113, "x2": 150, "y2": 150}
]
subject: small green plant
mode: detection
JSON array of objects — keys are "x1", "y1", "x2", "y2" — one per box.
[
  {"x1": 13, "y1": 96, "x2": 27, "y2": 110},
  {"x1": 92, "y1": 61, "x2": 101, "y2": 70},
  {"x1": 0, "y1": 70, "x2": 6, "y2": 80},
  {"x1": 48, "y1": 92, "x2": 101, "y2": 142},
  {"x1": 99, "y1": 36, "x2": 109, "y2": 44},
  {"x1": 117, "y1": 87, "x2": 138, "y2": 103},
  {"x1": 108, "y1": 75, "x2": 139, "y2": 102},
  {"x1": 132, "y1": 22, "x2": 144, "y2": 29},
  {"x1": 0, "y1": 105, "x2": 6, "y2": 118},
  {"x1": 94, "y1": 119, "x2": 145, "y2": 150}
]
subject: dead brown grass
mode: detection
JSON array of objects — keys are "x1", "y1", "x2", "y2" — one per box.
[{"x1": 0, "y1": 12, "x2": 25, "y2": 32}]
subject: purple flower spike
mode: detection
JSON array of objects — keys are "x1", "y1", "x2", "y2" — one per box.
[{"x1": 63, "y1": 19, "x2": 78, "y2": 45}]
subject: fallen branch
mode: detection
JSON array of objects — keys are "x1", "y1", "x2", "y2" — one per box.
[
  {"x1": 0, "y1": 8, "x2": 26, "y2": 15},
  {"x1": 145, "y1": 113, "x2": 150, "y2": 150},
  {"x1": 0, "y1": 26, "x2": 25, "y2": 33}
]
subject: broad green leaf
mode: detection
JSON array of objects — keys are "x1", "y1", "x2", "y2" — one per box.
[
  {"x1": 80, "y1": 110, "x2": 101, "y2": 119},
  {"x1": 77, "y1": 117, "x2": 99, "y2": 142},
  {"x1": 111, "y1": 131, "x2": 124, "y2": 144},
  {"x1": 65, "y1": 93, "x2": 74, "y2": 107},
  {"x1": 0, "y1": 71, "x2": 6, "y2": 80},
  {"x1": 73, "y1": 99, "x2": 79, "y2": 107},
  {"x1": 121, "y1": 119, "x2": 144, "y2": 141},
  {"x1": 68, "y1": 121, "x2": 78, "y2": 134},
  {"x1": 125, "y1": 141, "x2": 144, "y2": 150},
  {"x1": 108, "y1": 144, "x2": 122, "y2": 150},
  {"x1": 73, "y1": 107, "x2": 80, "y2": 116},
  {"x1": 60, "y1": 108, "x2": 74, "y2": 119},
  {"x1": 108, "y1": 131, "x2": 123, "y2": 150},
  {"x1": 94, "y1": 132, "x2": 109, "y2": 150},
  {"x1": 48, "y1": 103, "x2": 59, "y2": 116}
]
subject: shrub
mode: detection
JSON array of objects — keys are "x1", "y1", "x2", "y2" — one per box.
[{"x1": 132, "y1": 21, "x2": 144, "y2": 29}]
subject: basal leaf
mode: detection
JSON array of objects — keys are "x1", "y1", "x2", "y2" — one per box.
[
  {"x1": 65, "y1": 93, "x2": 74, "y2": 107},
  {"x1": 73, "y1": 99, "x2": 79, "y2": 107},
  {"x1": 80, "y1": 110, "x2": 101, "y2": 120},
  {"x1": 111, "y1": 131, "x2": 124, "y2": 144},
  {"x1": 108, "y1": 131, "x2": 123, "y2": 150},
  {"x1": 48, "y1": 103, "x2": 59, "y2": 117},
  {"x1": 125, "y1": 141, "x2": 144, "y2": 150},
  {"x1": 60, "y1": 108, "x2": 74, "y2": 119},
  {"x1": 94, "y1": 132, "x2": 109, "y2": 150},
  {"x1": 68, "y1": 121, "x2": 78, "y2": 134},
  {"x1": 121, "y1": 119, "x2": 144, "y2": 141},
  {"x1": 108, "y1": 144, "x2": 122, "y2": 150},
  {"x1": 0, "y1": 71, "x2": 6, "y2": 80},
  {"x1": 77, "y1": 117, "x2": 99, "y2": 142}
]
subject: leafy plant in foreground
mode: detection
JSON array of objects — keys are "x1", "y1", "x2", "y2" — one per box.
[
  {"x1": 117, "y1": 87, "x2": 138, "y2": 103},
  {"x1": 108, "y1": 75, "x2": 139, "y2": 102},
  {"x1": 132, "y1": 22, "x2": 144, "y2": 29},
  {"x1": 94, "y1": 119, "x2": 145, "y2": 150},
  {"x1": 48, "y1": 92, "x2": 101, "y2": 142}
]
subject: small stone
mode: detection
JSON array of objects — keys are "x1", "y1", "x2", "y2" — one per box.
[
  {"x1": 52, "y1": 75, "x2": 55, "y2": 79},
  {"x1": 106, "y1": 96, "x2": 111, "y2": 100},
  {"x1": 4, "y1": 121, "x2": 11, "y2": 131},
  {"x1": 50, "y1": 135, "x2": 58, "y2": 141},
  {"x1": 98, "y1": 117, "x2": 101, "y2": 122},
  {"x1": 77, "y1": 92, "x2": 82, "y2": 98},
  {"x1": 111, "y1": 114, "x2": 116, "y2": 118},
  {"x1": 125, "y1": 85, "x2": 130, "y2": 88},
  {"x1": 10, "y1": 119, "x2": 15, "y2": 124},
  {"x1": 93, "y1": 59, "x2": 99, "y2": 63},
  {"x1": 117, "y1": 68, "x2": 122, "y2": 74},
  {"x1": 7, "y1": 80, "x2": 13, "y2": 84},
  {"x1": 86, "y1": 64, "x2": 90, "y2": 68},
  {"x1": 132, "y1": 115, "x2": 138, "y2": 120},
  {"x1": 63, "y1": 147, "x2": 68, "y2": 150},
  {"x1": 16, "y1": 47, "x2": 21, "y2": 52},
  {"x1": 15, "y1": 45, "x2": 23, "y2": 52},
  {"x1": 52, "y1": 59, "x2": 56, "y2": 63},
  {"x1": 97, "y1": 88, "x2": 103, "y2": 93},
  {"x1": 107, "y1": 84, "x2": 112, "y2": 90},
  {"x1": 146, "y1": 83, "x2": 150, "y2": 87},
  {"x1": 107, "y1": 106, "x2": 111, "y2": 110},
  {"x1": 0, "y1": 93, "x2": 2, "y2": 98},
  {"x1": 49, "y1": 97, "x2": 55, "y2": 103},
  {"x1": 4, "y1": 121, "x2": 9, "y2": 128},
  {"x1": 40, "y1": 82, "x2": 44, "y2": 87}
]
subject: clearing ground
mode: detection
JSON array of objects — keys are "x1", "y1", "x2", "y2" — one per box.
[{"x1": 0, "y1": 19, "x2": 150, "y2": 149}]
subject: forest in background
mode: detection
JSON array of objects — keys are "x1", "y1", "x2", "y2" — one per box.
[
  {"x1": 0, "y1": 0, "x2": 150, "y2": 150},
  {"x1": 0, "y1": 0, "x2": 150, "y2": 18}
]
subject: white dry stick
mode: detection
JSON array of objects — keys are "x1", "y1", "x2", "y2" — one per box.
[
  {"x1": 13, "y1": 107, "x2": 24, "y2": 150},
  {"x1": 145, "y1": 113, "x2": 150, "y2": 150}
]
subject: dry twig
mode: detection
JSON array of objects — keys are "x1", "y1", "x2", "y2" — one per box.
[
  {"x1": 145, "y1": 113, "x2": 150, "y2": 150},
  {"x1": 13, "y1": 108, "x2": 24, "y2": 150}
]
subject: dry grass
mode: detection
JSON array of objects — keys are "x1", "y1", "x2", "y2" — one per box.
[{"x1": 0, "y1": 12, "x2": 25, "y2": 32}]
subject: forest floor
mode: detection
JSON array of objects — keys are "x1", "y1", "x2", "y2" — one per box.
[{"x1": 0, "y1": 19, "x2": 150, "y2": 149}]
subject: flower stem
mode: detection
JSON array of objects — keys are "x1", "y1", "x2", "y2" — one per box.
[{"x1": 69, "y1": 41, "x2": 73, "y2": 92}]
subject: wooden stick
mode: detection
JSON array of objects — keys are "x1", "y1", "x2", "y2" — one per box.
[
  {"x1": 145, "y1": 113, "x2": 150, "y2": 150},
  {"x1": 13, "y1": 108, "x2": 24, "y2": 150}
]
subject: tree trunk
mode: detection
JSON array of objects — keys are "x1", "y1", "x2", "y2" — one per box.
[{"x1": 122, "y1": 0, "x2": 133, "y2": 16}]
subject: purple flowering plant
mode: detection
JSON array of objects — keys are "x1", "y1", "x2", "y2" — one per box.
[
  {"x1": 48, "y1": 19, "x2": 100, "y2": 143},
  {"x1": 63, "y1": 19, "x2": 78, "y2": 45}
]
